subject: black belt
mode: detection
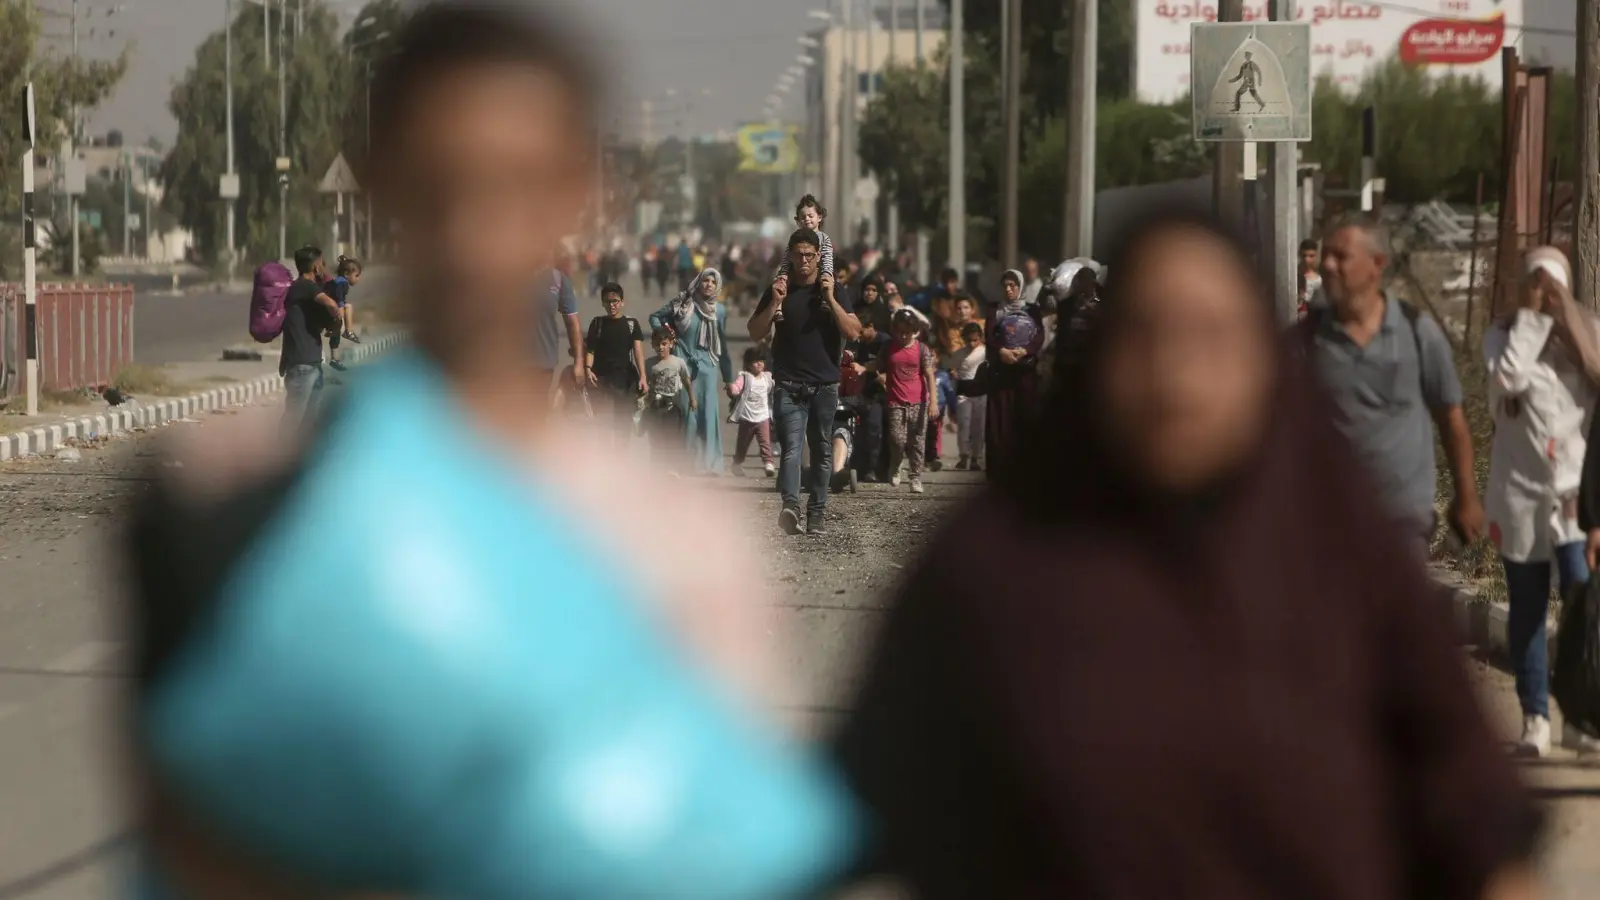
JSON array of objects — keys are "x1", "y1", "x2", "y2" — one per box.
[{"x1": 775, "y1": 379, "x2": 837, "y2": 402}]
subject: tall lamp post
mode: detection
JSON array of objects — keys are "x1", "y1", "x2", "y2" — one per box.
[
  {"x1": 351, "y1": 27, "x2": 391, "y2": 260},
  {"x1": 224, "y1": 0, "x2": 237, "y2": 274}
]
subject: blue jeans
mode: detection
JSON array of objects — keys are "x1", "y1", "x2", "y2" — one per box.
[
  {"x1": 282, "y1": 363, "x2": 324, "y2": 433},
  {"x1": 772, "y1": 381, "x2": 839, "y2": 518},
  {"x1": 1502, "y1": 543, "x2": 1590, "y2": 718}
]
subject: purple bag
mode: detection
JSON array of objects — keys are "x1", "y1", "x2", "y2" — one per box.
[
  {"x1": 996, "y1": 311, "x2": 1040, "y2": 352},
  {"x1": 248, "y1": 262, "x2": 296, "y2": 343}
]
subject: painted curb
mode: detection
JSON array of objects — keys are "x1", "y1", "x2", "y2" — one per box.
[
  {"x1": 0, "y1": 332, "x2": 409, "y2": 462},
  {"x1": 1433, "y1": 562, "x2": 1557, "y2": 663}
]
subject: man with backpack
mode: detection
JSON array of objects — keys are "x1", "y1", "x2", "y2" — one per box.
[
  {"x1": 279, "y1": 245, "x2": 343, "y2": 430},
  {"x1": 1304, "y1": 218, "x2": 1484, "y2": 559},
  {"x1": 584, "y1": 281, "x2": 648, "y2": 433}
]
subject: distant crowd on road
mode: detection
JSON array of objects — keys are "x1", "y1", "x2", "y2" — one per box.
[{"x1": 124, "y1": 4, "x2": 1598, "y2": 900}]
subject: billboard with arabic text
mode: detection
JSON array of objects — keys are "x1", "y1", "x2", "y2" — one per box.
[{"x1": 1137, "y1": 0, "x2": 1521, "y2": 104}]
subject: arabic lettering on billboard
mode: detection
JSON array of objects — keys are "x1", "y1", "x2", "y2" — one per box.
[
  {"x1": 1136, "y1": 1, "x2": 1519, "y2": 104},
  {"x1": 737, "y1": 124, "x2": 800, "y2": 174}
]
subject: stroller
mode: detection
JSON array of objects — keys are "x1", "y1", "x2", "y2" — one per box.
[{"x1": 829, "y1": 401, "x2": 861, "y2": 494}]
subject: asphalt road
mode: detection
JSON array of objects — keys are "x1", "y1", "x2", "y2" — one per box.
[{"x1": 132, "y1": 290, "x2": 249, "y2": 367}]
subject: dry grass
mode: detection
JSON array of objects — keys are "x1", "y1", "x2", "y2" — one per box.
[
  {"x1": 1398, "y1": 250, "x2": 1508, "y2": 607},
  {"x1": 111, "y1": 364, "x2": 174, "y2": 396}
]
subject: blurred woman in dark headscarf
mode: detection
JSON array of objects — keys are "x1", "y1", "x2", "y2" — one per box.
[
  {"x1": 983, "y1": 268, "x2": 1045, "y2": 480},
  {"x1": 833, "y1": 211, "x2": 1542, "y2": 900}
]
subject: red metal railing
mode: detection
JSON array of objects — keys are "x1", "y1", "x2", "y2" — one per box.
[{"x1": 0, "y1": 283, "x2": 136, "y2": 400}]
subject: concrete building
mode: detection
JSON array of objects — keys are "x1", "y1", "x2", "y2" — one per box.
[{"x1": 802, "y1": 2, "x2": 947, "y2": 244}]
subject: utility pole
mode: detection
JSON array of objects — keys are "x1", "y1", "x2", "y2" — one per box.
[
  {"x1": 278, "y1": 0, "x2": 288, "y2": 261},
  {"x1": 122, "y1": 151, "x2": 131, "y2": 257},
  {"x1": 864, "y1": 3, "x2": 877, "y2": 248},
  {"x1": 366, "y1": 59, "x2": 375, "y2": 260},
  {"x1": 1000, "y1": 0, "x2": 1021, "y2": 267},
  {"x1": 915, "y1": 0, "x2": 924, "y2": 63},
  {"x1": 1576, "y1": 0, "x2": 1600, "y2": 309},
  {"x1": 142, "y1": 157, "x2": 151, "y2": 260},
  {"x1": 22, "y1": 37, "x2": 39, "y2": 414},
  {"x1": 914, "y1": 0, "x2": 929, "y2": 285},
  {"x1": 886, "y1": 0, "x2": 898, "y2": 258},
  {"x1": 948, "y1": 0, "x2": 965, "y2": 272},
  {"x1": 1267, "y1": 0, "x2": 1299, "y2": 324},
  {"x1": 1000, "y1": 0, "x2": 1009, "y2": 122},
  {"x1": 225, "y1": 0, "x2": 237, "y2": 275},
  {"x1": 70, "y1": 0, "x2": 80, "y2": 277},
  {"x1": 839, "y1": 0, "x2": 856, "y2": 245},
  {"x1": 1060, "y1": 0, "x2": 1095, "y2": 260},
  {"x1": 1212, "y1": 0, "x2": 1244, "y2": 231}
]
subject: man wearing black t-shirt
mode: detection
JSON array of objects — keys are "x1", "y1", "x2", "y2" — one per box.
[
  {"x1": 747, "y1": 228, "x2": 861, "y2": 535},
  {"x1": 584, "y1": 281, "x2": 647, "y2": 432},
  {"x1": 280, "y1": 245, "x2": 342, "y2": 431}
]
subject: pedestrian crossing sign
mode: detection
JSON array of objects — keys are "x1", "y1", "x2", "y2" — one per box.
[{"x1": 1191, "y1": 22, "x2": 1312, "y2": 143}]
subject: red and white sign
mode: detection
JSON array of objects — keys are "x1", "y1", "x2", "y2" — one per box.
[
  {"x1": 1398, "y1": 11, "x2": 1506, "y2": 66},
  {"x1": 1136, "y1": 0, "x2": 1520, "y2": 103}
]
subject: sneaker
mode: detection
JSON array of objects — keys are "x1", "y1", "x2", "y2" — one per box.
[
  {"x1": 731, "y1": 463, "x2": 746, "y2": 478},
  {"x1": 806, "y1": 514, "x2": 826, "y2": 536},
  {"x1": 328, "y1": 358, "x2": 348, "y2": 372},
  {"x1": 955, "y1": 456, "x2": 970, "y2": 471},
  {"x1": 890, "y1": 472, "x2": 902, "y2": 487},
  {"x1": 764, "y1": 463, "x2": 776, "y2": 477},
  {"x1": 861, "y1": 472, "x2": 879, "y2": 484},
  {"x1": 929, "y1": 459, "x2": 944, "y2": 472},
  {"x1": 971, "y1": 460, "x2": 983, "y2": 472},
  {"x1": 342, "y1": 330, "x2": 363, "y2": 344},
  {"x1": 910, "y1": 478, "x2": 925, "y2": 494},
  {"x1": 1562, "y1": 723, "x2": 1600, "y2": 756},
  {"x1": 1517, "y1": 714, "x2": 1552, "y2": 758},
  {"x1": 779, "y1": 506, "x2": 803, "y2": 535}
]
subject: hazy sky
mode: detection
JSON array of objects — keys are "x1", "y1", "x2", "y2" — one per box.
[{"x1": 62, "y1": 0, "x2": 828, "y2": 147}]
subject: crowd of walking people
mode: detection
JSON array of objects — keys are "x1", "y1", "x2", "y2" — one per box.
[{"x1": 124, "y1": 2, "x2": 1597, "y2": 898}]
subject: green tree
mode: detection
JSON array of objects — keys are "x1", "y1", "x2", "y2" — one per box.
[
  {"x1": 0, "y1": 0, "x2": 128, "y2": 277},
  {"x1": 162, "y1": 4, "x2": 357, "y2": 266},
  {"x1": 949, "y1": 0, "x2": 1136, "y2": 116}
]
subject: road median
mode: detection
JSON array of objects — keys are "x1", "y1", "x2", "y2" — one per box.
[{"x1": 0, "y1": 331, "x2": 408, "y2": 461}]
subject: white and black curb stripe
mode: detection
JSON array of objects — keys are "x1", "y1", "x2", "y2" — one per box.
[{"x1": 0, "y1": 331, "x2": 408, "y2": 462}]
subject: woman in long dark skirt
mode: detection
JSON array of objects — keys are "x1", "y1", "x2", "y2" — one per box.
[{"x1": 983, "y1": 268, "x2": 1043, "y2": 480}]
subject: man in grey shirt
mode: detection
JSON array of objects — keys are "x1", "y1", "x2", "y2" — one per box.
[
  {"x1": 1306, "y1": 218, "x2": 1484, "y2": 555},
  {"x1": 535, "y1": 267, "x2": 585, "y2": 389}
]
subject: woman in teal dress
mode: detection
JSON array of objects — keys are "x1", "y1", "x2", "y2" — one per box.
[{"x1": 652, "y1": 268, "x2": 735, "y2": 475}]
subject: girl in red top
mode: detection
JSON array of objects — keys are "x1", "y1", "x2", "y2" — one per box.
[{"x1": 870, "y1": 308, "x2": 940, "y2": 494}]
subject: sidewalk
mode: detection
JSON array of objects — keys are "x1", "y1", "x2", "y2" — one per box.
[{"x1": 0, "y1": 331, "x2": 406, "y2": 461}]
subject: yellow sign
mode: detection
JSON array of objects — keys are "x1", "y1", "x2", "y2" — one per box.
[{"x1": 737, "y1": 124, "x2": 799, "y2": 174}]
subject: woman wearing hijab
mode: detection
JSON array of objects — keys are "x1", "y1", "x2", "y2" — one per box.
[
  {"x1": 984, "y1": 268, "x2": 1044, "y2": 480},
  {"x1": 834, "y1": 211, "x2": 1541, "y2": 900},
  {"x1": 652, "y1": 268, "x2": 736, "y2": 475},
  {"x1": 1486, "y1": 246, "x2": 1600, "y2": 757}
]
